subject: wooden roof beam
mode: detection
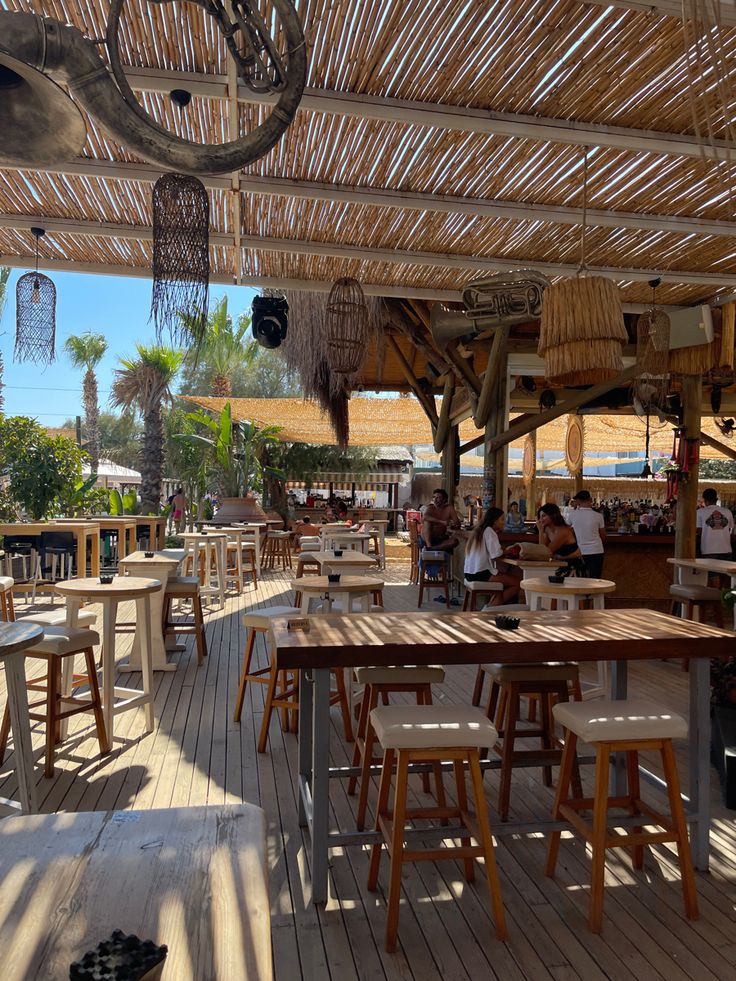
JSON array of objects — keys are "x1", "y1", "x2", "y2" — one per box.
[
  {"x1": 124, "y1": 66, "x2": 735, "y2": 161},
  {"x1": 25, "y1": 159, "x2": 736, "y2": 240},
  {"x1": 2, "y1": 214, "x2": 733, "y2": 290}
]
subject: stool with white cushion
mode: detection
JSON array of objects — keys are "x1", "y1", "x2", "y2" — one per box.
[
  {"x1": 23, "y1": 608, "x2": 97, "y2": 629},
  {"x1": 0, "y1": 625, "x2": 108, "y2": 777},
  {"x1": 545, "y1": 698, "x2": 698, "y2": 933},
  {"x1": 0, "y1": 576, "x2": 15, "y2": 622},
  {"x1": 462, "y1": 579, "x2": 503, "y2": 611},
  {"x1": 367, "y1": 705, "x2": 507, "y2": 951},
  {"x1": 482, "y1": 660, "x2": 582, "y2": 822},
  {"x1": 669, "y1": 583, "x2": 724, "y2": 627},
  {"x1": 348, "y1": 664, "x2": 446, "y2": 830}
]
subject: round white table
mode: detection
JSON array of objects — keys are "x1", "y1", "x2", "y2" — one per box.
[
  {"x1": 294, "y1": 575, "x2": 384, "y2": 614},
  {"x1": 521, "y1": 577, "x2": 616, "y2": 611}
]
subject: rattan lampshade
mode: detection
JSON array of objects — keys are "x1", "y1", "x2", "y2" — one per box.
[
  {"x1": 538, "y1": 276, "x2": 627, "y2": 386},
  {"x1": 325, "y1": 277, "x2": 369, "y2": 375}
]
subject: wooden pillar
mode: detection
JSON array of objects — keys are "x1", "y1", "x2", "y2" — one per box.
[
  {"x1": 675, "y1": 374, "x2": 702, "y2": 560},
  {"x1": 482, "y1": 348, "x2": 510, "y2": 509},
  {"x1": 523, "y1": 432, "x2": 537, "y2": 518},
  {"x1": 441, "y1": 424, "x2": 460, "y2": 504}
]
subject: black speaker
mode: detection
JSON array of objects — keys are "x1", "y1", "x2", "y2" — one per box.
[{"x1": 252, "y1": 295, "x2": 288, "y2": 349}]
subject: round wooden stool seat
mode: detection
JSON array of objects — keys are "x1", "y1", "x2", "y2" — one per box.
[
  {"x1": 553, "y1": 697, "x2": 688, "y2": 742},
  {"x1": 354, "y1": 665, "x2": 445, "y2": 685}
]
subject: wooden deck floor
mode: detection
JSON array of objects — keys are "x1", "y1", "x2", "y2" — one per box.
[{"x1": 2, "y1": 561, "x2": 736, "y2": 980}]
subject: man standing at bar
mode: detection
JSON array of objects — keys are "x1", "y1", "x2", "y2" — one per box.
[
  {"x1": 568, "y1": 489, "x2": 606, "y2": 578},
  {"x1": 696, "y1": 487, "x2": 734, "y2": 561}
]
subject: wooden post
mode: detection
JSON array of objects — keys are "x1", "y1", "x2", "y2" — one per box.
[
  {"x1": 523, "y1": 431, "x2": 537, "y2": 518},
  {"x1": 482, "y1": 342, "x2": 510, "y2": 508},
  {"x1": 441, "y1": 424, "x2": 459, "y2": 503},
  {"x1": 675, "y1": 374, "x2": 702, "y2": 560}
]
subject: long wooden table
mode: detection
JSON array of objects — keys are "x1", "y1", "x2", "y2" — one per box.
[
  {"x1": 272, "y1": 608, "x2": 735, "y2": 904},
  {"x1": 0, "y1": 804, "x2": 271, "y2": 980},
  {"x1": 0, "y1": 521, "x2": 101, "y2": 587}
]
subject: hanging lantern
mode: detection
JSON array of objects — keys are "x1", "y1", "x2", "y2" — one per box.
[
  {"x1": 538, "y1": 149, "x2": 627, "y2": 386},
  {"x1": 634, "y1": 278, "x2": 670, "y2": 413},
  {"x1": 325, "y1": 277, "x2": 369, "y2": 375},
  {"x1": 151, "y1": 173, "x2": 209, "y2": 346},
  {"x1": 15, "y1": 227, "x2": 56, "y2": 365}
]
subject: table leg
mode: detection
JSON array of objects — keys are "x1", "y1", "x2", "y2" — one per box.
[
  {"x1": 609, "y1": 659, "x2": 628, "y2": 795},
  {"x1": 298, "y1": 668, "x2": 314, "y2": 827},
  {"x1": 101, "y1": 599, "x2": 118, "y2": 742},
  {"x1": 689, "y1": 656, "x2": 711, "y2": 870},
  {"x1": 89, "y1": 530, "x2": 100, "y2": 577},
  {"x1": 310, "y1": 666, "x2": 331, "y2": 905},
  {"x1": 136, "y1": 595, "x2": 156, "y2": 732},
  {"x1": 3, "y1": 652, "x2": 38, "y2": 813}
]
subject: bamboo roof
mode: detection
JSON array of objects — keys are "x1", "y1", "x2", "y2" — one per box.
[
  {"x1": 182, "y1": 394, "x2": 735, "y2": 458},
  {"x1": 5, "y1": 1, "x2": 736, "y2": 312}
]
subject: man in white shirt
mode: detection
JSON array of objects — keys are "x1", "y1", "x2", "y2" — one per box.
[
  {"x1": 568, "y1": 489, "x2": 606, "y2": 578},
  {"x1": 696, "y1": 488, "x2": 734, "y2": 560}
]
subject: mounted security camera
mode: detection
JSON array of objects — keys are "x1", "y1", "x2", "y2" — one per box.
[{"x1": 252, "y1": 294, "x2": 288, "y2": 349}]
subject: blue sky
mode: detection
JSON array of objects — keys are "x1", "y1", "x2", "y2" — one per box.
[{"x1": 0, "y1": 269, "x2": 256, "y2": 424}]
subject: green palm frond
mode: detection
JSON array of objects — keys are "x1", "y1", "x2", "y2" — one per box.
[{"x1": 63, "y1": 332, "x2": 108, "y2": 371}]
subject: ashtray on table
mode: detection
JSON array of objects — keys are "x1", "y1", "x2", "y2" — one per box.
[
  {"x1": 494, "y1": 615, "x2": 520, "y2": 630},
  {"x1": 548, "y1": 575, "x2": 566, "y2": 584},
  {"x1": 99, "y1": 575, "x2": 114, "y2": 585}
]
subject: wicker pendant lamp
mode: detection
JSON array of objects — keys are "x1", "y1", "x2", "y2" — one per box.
[
  {"x1": 634, "y1": 278, "x2": 670, "y2": 413},
  {"x1": 538, "y1": 149, "x2": 627, "y2": 386},
  {"x1": 15, "y1": 227, "x2": 56, "y2": 365},
  {"x1": 151, "y1": 173, "x2": 210, "y2": 346},
  {"x1": 325, "y1": 277, "x2": 369, "y2": 375}
]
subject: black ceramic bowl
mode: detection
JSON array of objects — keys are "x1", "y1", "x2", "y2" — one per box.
[
  {"x1": 327, "y1": 573, "x2": 341, "y2": 584},
  {"x1": 334, "y1": 549, "x2": 343, "y2": 557},
  {"x1": 99, "y1": 575, "x2": 114, "y2": 585},
  {"x1": 548, "y1": 575, "x2": 565, "y2": 584},
  {"x1": 144, "y1": 551, "x2": 155, "y2": 558},
  {"x1": 494, "y1": 615, "x2": 520, "y2": 630}
]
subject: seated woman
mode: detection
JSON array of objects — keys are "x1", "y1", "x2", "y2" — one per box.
[
  {"x1": 464, "y1": 507, "x2": 522, "y2": 605},
  {"x1": 536, "y1": 502, "x2": 587, "y2": 574},
  {"x1": 504, "y1": 501, "x2": 525, "y2": 532}
]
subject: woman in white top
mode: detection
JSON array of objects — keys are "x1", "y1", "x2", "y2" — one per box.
[{"x1": 464, "y1": 507, "x2": 522, "y2": 605}]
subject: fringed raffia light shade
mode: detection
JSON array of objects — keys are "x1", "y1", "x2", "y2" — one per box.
[
  {"x1": 15, "y1": 271, "x2": 56, "y2": 365},
  {"x1": 634, "y1": 306, "x2": 669, "y2": 411},
  {"x1": 326, "y1": 277, "x2": 369, "y2": 374},
  {"x1": 151, "y1": 173, "x2": 209, "y2": 346},
  {"x1": 538, "y1": 276, "x2": 627, "y2": 386}
]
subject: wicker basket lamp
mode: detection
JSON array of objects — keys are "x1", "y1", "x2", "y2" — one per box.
[
  {"x1": 325, "y1": 277, "x2": 369, "y2": 375},
  {"x1": 538, "y1": 276, "x2": 628, "y2": 386}
]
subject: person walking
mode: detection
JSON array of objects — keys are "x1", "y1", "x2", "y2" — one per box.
[
  {"x1": 567, "y1": 489, "x2": 606, "y2": 578},
  {"x1": 172, "y1": 487, "x2": 188, "y2": 534}
]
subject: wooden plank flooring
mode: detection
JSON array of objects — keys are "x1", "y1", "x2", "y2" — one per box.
[{"x1": 1, "y1": 560, "x2": 736, "y2": 980}]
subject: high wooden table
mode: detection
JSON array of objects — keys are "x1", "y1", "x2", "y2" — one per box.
[
  {"x1": 293, "y1": 575, "x2": 384, "y2": 613},
  {"x1": 0, "y1": 804, "x2": 271, "y2": 980},
  {"x1": 272, "y1": 608, "x2": 734, "y2": 903},
  {"x1": 0, "y1": 621, "x2": 43, "y2": 814},
  {"x1": 304, "y1": 551, "x2": 378, "y2": 575},
  {"x1": 521, "y1": 576, "x2": 617, "y2": 610},
  {"x1": 134, "y1": 515, "x2": 167, "y2": 551},
  {"x1": 55, "y1": 577, "x2": 159, "y2": 742},
  {"x1": 53, "y1": 516, "x2": 138, "y2": 561},
  {"x1": 118, "y1": 551, "x2": 182, "y2": 671},
  {"x1": 0, "y1": 521, "x2": 100, "y2": 587}
]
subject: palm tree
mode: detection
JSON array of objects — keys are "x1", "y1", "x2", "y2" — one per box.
[
  {"x1": 180, "y1": 297, "x2": 258, "y2": 397},
  {"x1": 0, "y1": 267, "x2": 9, "y2": 417},
  {"x1": 111, "y1": 344, "x2": 182, "y2": 512},
  {"x1": 63, "y1": 331, "x2": 108, "y2": 471}
]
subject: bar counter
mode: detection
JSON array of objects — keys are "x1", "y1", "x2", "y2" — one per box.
[{"x1": 499, "y1": 531, "x2": 674, "y2": 605}]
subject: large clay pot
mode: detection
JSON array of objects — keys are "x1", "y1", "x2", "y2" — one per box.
[{"x1": 211, "y1": 495, "x2": 268, "y2": 525}]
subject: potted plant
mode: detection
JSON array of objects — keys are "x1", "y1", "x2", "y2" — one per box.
[{"x1": 175, "y1": 403, "x2": 284, "y2": 523}]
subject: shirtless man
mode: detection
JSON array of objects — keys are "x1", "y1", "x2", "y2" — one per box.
[{"x1": 422, "y1": 488, "x2": 461, "y2": 551}]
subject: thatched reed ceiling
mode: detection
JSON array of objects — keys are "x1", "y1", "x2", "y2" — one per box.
[{"x1": 3, "y1": 1, "x2": 736, "y2": 309}]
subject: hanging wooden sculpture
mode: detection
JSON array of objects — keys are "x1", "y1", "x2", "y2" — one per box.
[
  {"x1": 634, "y1": 278, "x2": 670, "y2": 414},
  {"x1": 325, "y1": 277, "x2": 369, "y2": 375},
  {"x1": 151, "y1": 173, "x2": 209, "y2": 346},
  {"x1": 538, "y1": 149, "x2": 627, "y2": 385},
  {"x1": 564, "y1": 415, "x2": 585, "y2": 475},
  {"x1": 15, "y1": 226, "x2": 55, "y2": 365}
]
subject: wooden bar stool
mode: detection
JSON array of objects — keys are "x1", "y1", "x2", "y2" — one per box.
[
  {"x1": 263, "y1": 531, "x2": 292, "y2": 570},
  {"x1": 242, "y1": 542, "x2": 258, "y2": 589},
  {"x1": 470, "y1": 604, "x2": 530, "y2": 706},
  {"x1": 162, "y1": 576, "x2": 208, "y2": 665},
  {"x1": 348, "y1": 665, "x2": 446, "y2": 830},
  {"x1": 367, "y1": 705, "x2": 507, "y2": 951},
  {"x1": 295, "y1": 552, "x2": 320, "y2": 578},
  {"x1": 545, "y1": 697, "x2": 699, "y2": 933},
  {"x1": 482, "y1": 661, "x2": 582, "y2": 821},
  {"x1": 0, "y1": 625, "x2": 108, "y2": 777},
  {"x1": 417, "y1": 549, "x2": 450, "y2": 608},
  {"x1": 0, "y1": 576, "x2": 15, "y2": 622},
  {"x1": 669, "y1": 583, "x2": 724, "y2": 627},
  {"x1": 462, "y1": 579, "x2": 503, "y2": 611}
]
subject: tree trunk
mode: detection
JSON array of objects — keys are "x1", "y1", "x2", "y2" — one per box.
[
  {"x1": 140, "y1": 405, "x2": 164, "y2": 512},
  {"x1": 83, "y1": 368, "x2": 100, "y2": 471}
]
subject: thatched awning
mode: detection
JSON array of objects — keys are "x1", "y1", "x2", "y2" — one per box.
[{"x1": 181, "y1": 394, "x2": 735, "y2": 458}]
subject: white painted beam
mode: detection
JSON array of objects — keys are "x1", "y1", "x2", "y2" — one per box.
[
  {"x1": 2, "y1": 212, "x2": 733, "y2": 288},
  {"x1": 27, "y1": 158, "x2": 736, "y2": 239},
  {"x1": 124, "y1": 66, "x2": 733, "y2": 161}
]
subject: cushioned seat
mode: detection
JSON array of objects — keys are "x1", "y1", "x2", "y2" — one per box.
[
  {"x1": 166, "y1": 575, "x2": 199, "y2": 591},
  {"x1": 464, "y1": 579, "x2": 503, "y2": 591},
  {"x1": 483, "y1": 661, "x2": 580, "y2": 684},
  {"x1": 669, "y1": 584, "x2": 721, "y2": 602},
  {"x1": 0, "y1": 576, "x2": 14, "y2": 590},
  {"x1": 243, "y1": 606, "x2": 301, "y2": 630},
  {"x1": 24, "y1": 609, "x2": 97, "y2": 628},
  {"x1": 553, "y1": 697, "x2": 688, "y2": 743},
  {"x1": 27, "y1": 625, "x2": 100, "y2": 655},
  {"x1": 371, "y1": 704, "x2": 497, "y2": 750},
  {"x1": 354, "y1": 665, "x2": 445, "y2": 685}
]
